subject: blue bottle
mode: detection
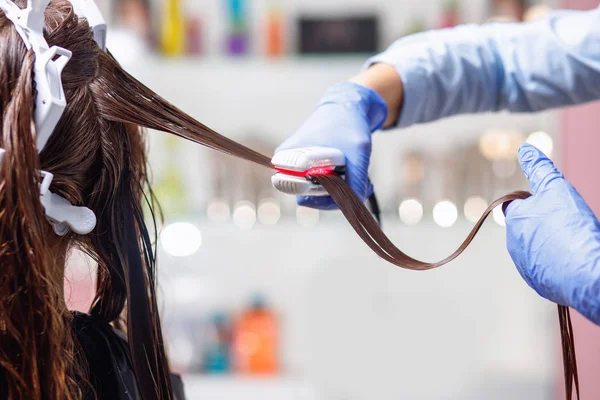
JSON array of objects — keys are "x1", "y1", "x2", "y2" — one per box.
[{"x1": 203, "y1": 313, "x2": 231, "y2": 373}]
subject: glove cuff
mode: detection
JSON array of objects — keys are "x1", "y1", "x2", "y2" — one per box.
[{"x1": 318, "y1": 82, "x2": 388, "y2": 132}]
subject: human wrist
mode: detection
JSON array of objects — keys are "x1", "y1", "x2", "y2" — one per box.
[
  {"x1": 350, "y1": 63, "x2": 403, "y2": 128},
  {"x1": 318, "y1": 81, "x2": 388, "y2": 132}
]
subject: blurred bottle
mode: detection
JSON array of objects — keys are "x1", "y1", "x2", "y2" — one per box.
[
  {"x1": 152, "y1": 136, "x2": 189, "y2": 216},
  {"x1": 186, "y1": 16, "x2": 203, "y2": 55},
  {"x1": 439, "y1": 0, "x2": 459, "y2": 28},
  {"x1": 203, "y1": 313, "x2": 232, "y2": 374},
  {"x1": 226, "y1": 0, "x2": 249, "y2": 55},
  {"x1": 265, "y1": 3, "x2": 283, "y2": 57},
  {"x1": 489, "y1": 0, "x2": 525, "y2": 22},
  {"x1": 404, "y1": 19, "x2": 426, "y2": 36},
  {"x1": 233, "y1": 294, "x2": 279, "y2": 374},
  {"x1": 161, "y1": 0, "x2": 185, "y2": 55},
  {"x1": 523, "y1": 4, "x2": 552, "y2": 22},
  {"x1": 118, "y1": 0, "x2": 152, "y2": 41}
]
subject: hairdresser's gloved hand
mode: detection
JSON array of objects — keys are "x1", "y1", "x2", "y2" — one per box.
[
  {"x1": 274, "y1": 82, "x2": 388, "y2": 210},
  {"x1": 505, "y1": 144, "x2": 600, "y2": 325}
]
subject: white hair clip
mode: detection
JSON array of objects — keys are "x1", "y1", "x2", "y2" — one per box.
[
  {"x1": 0, "y1": 150, "x2": 96, "y2": 235},
  {"x1": 39, "y1": 171, "x2": 97, "y2": 235},
  {"x1": 69, "y1": 0, "x2": 106, "y2": 51},
  {"x1": 0, "y1": 0, "x2": 71, "y2": 152},
  {"x1": 0, "y1": 0, "x2": 97, "y2": 236}
]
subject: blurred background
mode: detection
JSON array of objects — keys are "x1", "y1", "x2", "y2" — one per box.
[{"x1": 63, "y1": 0, "x2": 598, "y2": 399}]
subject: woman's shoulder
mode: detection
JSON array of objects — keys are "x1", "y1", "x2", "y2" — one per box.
[
  {"x1": 71, "y1": 312, "x2": 141, "y2": 400},
  {"x1": 71, "y1": 312, "x2": 186, "y2": 400}
]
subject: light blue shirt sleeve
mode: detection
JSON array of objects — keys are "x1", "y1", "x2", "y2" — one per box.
[{"x1": 364, "y1": 7, "x2": 600, "y2": 128}]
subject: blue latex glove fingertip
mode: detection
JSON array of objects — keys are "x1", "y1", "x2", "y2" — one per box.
[
  {"x1": 297, "y1": 196, "x2": 338, "y2": 210},
  {"x1": 517, "y1": 143, "x2": 562, "y2": 194}
]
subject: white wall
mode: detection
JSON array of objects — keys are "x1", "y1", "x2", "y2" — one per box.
[{"x1": 159, "y1": 219, "x2": 555, "y2": 400}]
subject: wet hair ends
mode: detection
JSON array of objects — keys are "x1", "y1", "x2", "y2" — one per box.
[
  {"x1": 559, "y1": 305, "x2": 579, "y2": 399},
  {"x1": 1, "y1": 1, "x2": 170, "y2": 399},
  {"x1": 0, "y1": 8, "x2": 84, "y2": 400}
]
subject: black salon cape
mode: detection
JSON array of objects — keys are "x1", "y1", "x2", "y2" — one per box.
[{"x1": 73, "y1": 312, "x2": 186, "y2": 400}]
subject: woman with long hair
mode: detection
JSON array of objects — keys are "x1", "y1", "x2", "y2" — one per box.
[
  {"x1": 0, "y1": 0, "x2": 174, "y2": 398},
  {"x1": 0, "y1": 0, "x2": 269, "y2": 398}
]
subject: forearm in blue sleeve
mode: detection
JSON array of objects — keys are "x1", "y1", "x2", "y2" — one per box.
[{"x1": 365, "y1": 7, "x2": 600, "y2": 128}]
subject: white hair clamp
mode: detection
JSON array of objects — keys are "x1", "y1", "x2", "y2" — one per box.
[
  {"x1": 0, "y1": 151, "x2": 96, "y2": 235},
  {"x1": 69, "y1": 0, "x2": 106, "y2": 50},
  {"x1": 0, "y1": 0, "x2": 71, "y2": 152},
  {"x1": 0, "y1": 0, "x2": 97, "y2": 235},
  {"x1": 39, "y1": 171, "x2": 97, "y2": 235}
]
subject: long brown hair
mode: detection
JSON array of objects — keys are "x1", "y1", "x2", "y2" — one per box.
[
  {"x1": 0, "y1": 1, "x2": 579, "y2": 399},
  {"x1": 0, "y1": 1, "x2": 170, "y2": 399}
]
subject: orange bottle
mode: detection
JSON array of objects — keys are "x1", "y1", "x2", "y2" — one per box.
[
  {"x1": 233, "y1": 295, "x2": 279, "y2": 374},
  {"x1": 265, "y1": 7, "x2": 283, "y2": 58}
]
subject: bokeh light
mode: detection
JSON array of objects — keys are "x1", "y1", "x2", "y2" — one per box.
[
  {"x1": 464, "y1": 196, "x2": 488, "y2": 223},
  {"x1": 433, "y1": 200, "x2": 458, "y2": 228},
  {"x1": 206, "y1": 199, "x2": 231, "y2": 223},
  {"x1": 479, "y1": 129, "x2": 523, "y2": 160},
  {"x1": 161, "y1": 222, "x2": 202, "y2": 257},
  {"x1": 524, "y1": 5, "x2": 552, "y2": 21},
  {"x1": 526, "y1": 131, "x2": 553, "y2": 157},
  {"x1": 399, "y1": 198, "x2": 424, "y2": 225},
  {"x1": 233, "y1": 201, "x2": 257, "y2": 230},
  {"x1": 257, "y1": 198, "x2": 281, "y2": 226},
  {"x1": 493, "y1": 205, "x2": 506, "y2": 227}
]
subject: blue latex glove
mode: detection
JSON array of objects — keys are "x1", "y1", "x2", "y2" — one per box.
[
  {"x1": 505, "y1": 144, "x2": 600, "y2": 324},
  {"x1": 274, "y1": 82, "x2": 387, "y2": 209}
]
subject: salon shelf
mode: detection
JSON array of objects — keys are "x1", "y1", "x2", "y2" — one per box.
[
  {"x1": 124, "y1": 54, "x2": 559, "y2": 150},
  {"x1": 125, "y1": 53, "x2": 561, "y2": 231},
  {"x1": 125, "y1": 55, "x2": 366, "y2": 137},
  {"x1": 181, "y1": 374, "x2": 322, "y2": 400}
]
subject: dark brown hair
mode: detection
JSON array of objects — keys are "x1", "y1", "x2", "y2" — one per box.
[
  {"x1": 1, "y1": 1, "x2": 170, "y2": 399},
  {"x1": 0, "y1": 1, "x2": 578, "y2": 399}
]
